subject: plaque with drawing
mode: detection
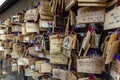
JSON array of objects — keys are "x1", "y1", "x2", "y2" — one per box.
[
  {"x1": 39, "y1": 19, "x2": 53, "y2": 28},
  {"x1": 62, "y1": 36, "x2": 73, "y2": 50},
  {"x1": 11, "y1": 15, "x2": 21, "y2": 23}
]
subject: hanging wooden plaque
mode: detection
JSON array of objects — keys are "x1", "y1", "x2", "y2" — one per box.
[
  {"x1": 53, "y1": 69, "x2": 67, "y2": 80},
  {"x1": 41, "y1": 63, "x2": 52, "y2": 73},
  {"x1": 25, "y1": 8, "x2": 38, "y2": 22},
  {"x1": 26, "y1": 22, "x2": 39, "y2": 32},
  {"x1": 77, "y1": 7, "x2": 105, "y2": 24},
  {"x1": 77, "y1": 57, "x2": 105, "y2": 74},
  {"x1": 18, "y1": 58, "x2": 29, "y2": 65},
  {"x1": 104, "y1": 6, "x2": 120, "y2": 30},
  {"x1": 50, "y1": 34, "x2": 64, "y2": 54},
  {"x1": 50, "y1": 54, "x2": 68, "y2": 65},
  {"x1": 105, "y1": 40, "x2": 120, "y2": 64}
]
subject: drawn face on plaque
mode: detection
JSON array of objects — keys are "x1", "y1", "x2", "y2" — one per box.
[
  {"x1": 64, "y1": 38, "x2": 69, "y2": 48},
  {"x1": 63, "y1": 36, "x2": 73, "y2": 50}
]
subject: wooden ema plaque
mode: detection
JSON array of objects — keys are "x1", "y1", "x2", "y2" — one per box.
[
  {"x1": 77, "y1": 7, "x2": 105, "y2": 24},
  {"x1": 104, "y1": 6, "x2": 120, "y2": 30}
]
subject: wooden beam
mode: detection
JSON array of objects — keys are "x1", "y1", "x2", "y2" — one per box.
[
  {"x1": 78, "y1": 2, "x2": 106, "y2": 7},
  {"x1": 78, "y1": 0, "x2": 107, "y2": 2}
]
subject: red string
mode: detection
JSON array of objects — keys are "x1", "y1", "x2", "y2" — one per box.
[
  {"x1": 116, "y1": 0, "x2": 120, "y2": 7},
  {"x1": 116, "y1": 28, "x2": 120, "y2": 40},
  {"x1": 70, "y1": 28, "x2": 75, "y2": 34},
  {"x1": 88, "y1": 26, "x2": 92, "y2": 32},
  {"x1": 57, "y1": 29, "x2": 60, "y2": 40},
  {"x1": 89, "y1": 74, "x2": 94, "y2": 80}
]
